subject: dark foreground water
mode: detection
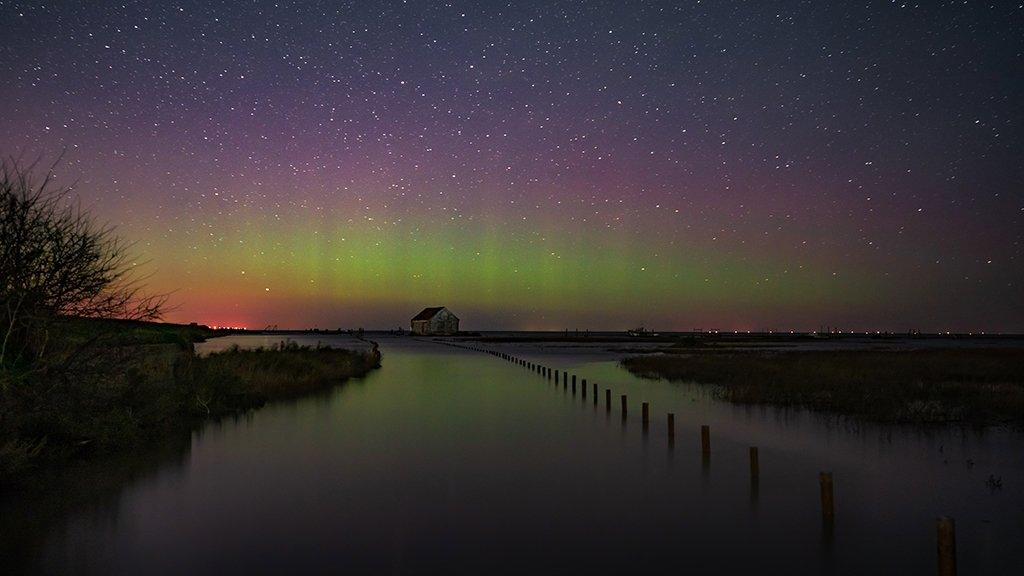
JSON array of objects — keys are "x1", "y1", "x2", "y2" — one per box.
[{"x1": 3, "y1": 335, "x2": 1022, "y2": 574}]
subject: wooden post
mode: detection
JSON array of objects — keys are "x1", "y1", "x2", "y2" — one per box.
[
  {"x1": 582, "y1": 378, "x2": 587, "y2": 399},
  {"x1": 749, "y1": 447, "x2": 759, "y2": 479},
  {"x1": 563, "y1": 372, "x2": 567, "y2": 388},
  {"x1": 700, "y1": 425, "x2": 711, "y2": 455},
  {"x1": 593, "y1": 383, "x2": 598, "y2": 405},
  {"x1": 937, "y1": 517, "x2": 956, "y2": 576},
  {"x1": 605, "y1": 389, "x2": 611, "y2": 412},
  {"x1": 819, "y1": 472, "x2": 835, "y2": 522},
  {"x1": 667, "y1": 413, "x2": 675, "y2": 440},
  {"x1": 621, "y1": 394, "x2": 627, "y2": 419},
  {"x1": 572, "y1": 378, "x2": 576, "y2": 395},
  {"x1": 641, "y1": 402, "x2": 649, "y2": 430}
]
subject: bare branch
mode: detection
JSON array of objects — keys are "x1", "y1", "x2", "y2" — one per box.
[{"x1": 1, "y1": 156, "x2": 166, "y2": 371}]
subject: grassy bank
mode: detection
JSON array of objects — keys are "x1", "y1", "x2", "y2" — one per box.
[
  {"x1": 1, "y1": 332, "x2": 379, "y2": 481},
  {"x1": 621, "y1": 349, "x2": 1024, "y2": 425},
  {"x1": 188, "y1": 342, "x2": 380, "y2": 415}
]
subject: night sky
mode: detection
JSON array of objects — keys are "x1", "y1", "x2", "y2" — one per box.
[{"x1": 1, "y1": 1, "x2": 1021, "y2": 331}]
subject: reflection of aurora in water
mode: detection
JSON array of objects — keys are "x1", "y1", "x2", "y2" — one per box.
[{"x1": 6, "y1": 336, "x2": 1022, "y2": 574}]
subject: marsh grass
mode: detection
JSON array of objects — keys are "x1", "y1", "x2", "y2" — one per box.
[
  {"x1": 621, "y1": 349, "x2": 1024, "y2": 425},
  {"x1": 1, "y1": 338, "x2": 379, "y2": 481},
  {"x1": 188, "y1": 342, "x2": 380, "y2": 415}
]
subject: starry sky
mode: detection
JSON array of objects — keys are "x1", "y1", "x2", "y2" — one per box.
[{"x1": 1, "y1": 1, "x2": 1021, "y2": 332}]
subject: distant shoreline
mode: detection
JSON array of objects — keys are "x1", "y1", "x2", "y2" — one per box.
[{"x1": 225, "y1": 329, "x2": 1024, "y2": 348}]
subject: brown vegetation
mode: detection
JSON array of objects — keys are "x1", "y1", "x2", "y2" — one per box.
[
  {"x1": 1, "y1": 336, "x2": 379, "y2": 482},
  {"x1": 622, "y1": 348, "x2": 1024, "y2": 425}
]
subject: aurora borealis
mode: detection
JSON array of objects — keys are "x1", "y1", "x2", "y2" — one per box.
[{"x1": 1, "y1": 1, "x2": 1021, "y2": 331}]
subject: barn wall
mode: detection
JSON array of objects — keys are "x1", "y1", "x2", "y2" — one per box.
[
  {"x1": 428, "y1": 311, "x2": 459, "y2": 334},
  {"x1": 411, "y1": 309, "x2": 460, "y2": 335}
]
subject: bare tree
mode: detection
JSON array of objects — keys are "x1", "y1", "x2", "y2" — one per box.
[{"x1": 0, "y1": 157, "x2": 165, "y2": 372}]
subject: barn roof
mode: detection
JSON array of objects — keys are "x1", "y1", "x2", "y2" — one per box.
[{"x1": 411, "y1": 307, "x2": 446, "y2": 321}]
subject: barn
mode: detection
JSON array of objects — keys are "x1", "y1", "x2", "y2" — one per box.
[{"x1": 410, "y1": 307, "x2": 460, "y2": 335}]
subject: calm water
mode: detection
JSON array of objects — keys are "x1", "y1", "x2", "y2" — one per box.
[{"x1": 3, "y1": 335, "x2": 1022, "y2": 574}]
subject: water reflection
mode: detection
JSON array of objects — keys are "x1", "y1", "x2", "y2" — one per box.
[
  {"x1": 0, "y1": 432, "x2": 193, "y2": 573},
  {"x1": 1, "y1": 335, "x2": 1021, "y2": 574}
]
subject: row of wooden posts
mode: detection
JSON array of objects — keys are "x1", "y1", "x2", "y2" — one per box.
[{"x1": 440, "y1": 341, "x2": 958, "y2": 575}]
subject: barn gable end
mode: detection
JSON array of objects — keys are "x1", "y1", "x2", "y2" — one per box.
[{"x1": 410, "y1": 307, "x2": 460, "y2": 335}]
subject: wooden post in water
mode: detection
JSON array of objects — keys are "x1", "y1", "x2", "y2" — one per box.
[
  {"x1": 819, "y1": 472, "x2": 835, "y2": 522},
  {"x1": 749, "y1": 447, "x2": 759, "y2": 479},
  {"x1": 700, "y1": 425, "x2": 711, "y2": 455},
  {"x1": 641, "y1": 402, "x2": 649, "y2": 431},
  {"x1": 937, "y1": 517, "x2": 956, "y2": 576},
  {"x1": 593, "y1": 383, "x2": 598, "y2": 405},
  {"x1": 621, "y1": 394, "x2": 628, "y2": 420},
  {"x1": 582, "y1": 379, "x2": 587, "y2": 399},
  {"x1": 605, "y1": 389, "x2": 611, "y2": 412},
  {"x1": 563, "y1": 372, "x2": 568, "y2": 388},
  {"x1": 667, "y1": 413, "x2": 675, "y2": 441},
  {"x1": 571, "y1": 377, "x2": 576, "y2": 395}
]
